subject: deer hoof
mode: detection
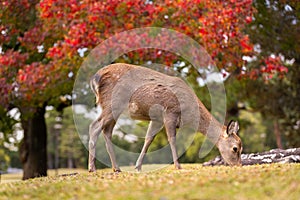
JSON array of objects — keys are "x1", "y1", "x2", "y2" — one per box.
[
  {"x1": 88, "y1": 166, "x2": 96, "y2": 172},
  {"x1": 113, "y1": 168, "x2": 121, "y2": 173},
  {"x1": 135, "y1": 165, "x2": 142, "y2": 172},
  {"x1": 175, "y1": 164, "x2": 182, "y2": 170}
]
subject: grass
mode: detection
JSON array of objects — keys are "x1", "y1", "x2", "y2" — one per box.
[
  {"x1": 0, "y1": 164, "x2": 299, "y2": 200},
  {"x1": 0, "y1": 168, "x2": 86, "y2": 184}
]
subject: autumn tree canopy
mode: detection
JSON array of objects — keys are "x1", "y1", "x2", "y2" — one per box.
[{"x1": 2, "y1": 0, "x2": 286, "y2": 112}]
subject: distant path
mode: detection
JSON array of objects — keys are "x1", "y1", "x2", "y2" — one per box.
[{"x1": 203, "y1": 148, "x2": 300, "y2": 166}]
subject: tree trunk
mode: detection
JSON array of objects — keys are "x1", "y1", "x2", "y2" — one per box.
[
  {"x1": 67, "y1": 152, "x2": 73, "y2": 168},
  {"x1": 274, "y1": 119, "x2": 283, "y2": 149},
  {"x1": 54, "y1": 110, "x2": 63, "y2": 175},
  {"x1": 20, "y1": 106, "x2": 47, "y2": 180}
]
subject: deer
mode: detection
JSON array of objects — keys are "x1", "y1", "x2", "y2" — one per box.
[{"x1": 88, "y1": 63, "x2": 242, "y2": 172}]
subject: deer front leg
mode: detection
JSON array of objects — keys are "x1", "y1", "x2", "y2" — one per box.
[
  {"x1": 168, "y1": 136, "x2": 182, "y2": 169},
  {"x1": 164, "y1": 116, "x2": 182, "y2": 170},
  {"x1": 88, "y1": 118, "x2": 102, "y2": 172},
  {"x1": 135, "y1": 120, "x2": 163, "y2": 172},
  {"x1": 103, "y1": 122, "x2": 121, "y2": 172}
]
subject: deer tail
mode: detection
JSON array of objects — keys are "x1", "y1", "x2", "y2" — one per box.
[{"x1": 90, "y1": 73, "x2": 101, "y2": 104}]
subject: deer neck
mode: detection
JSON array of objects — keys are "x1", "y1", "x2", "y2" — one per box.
[{"x1": 197, "y1": 99, "x2": 224, "y2": 143}]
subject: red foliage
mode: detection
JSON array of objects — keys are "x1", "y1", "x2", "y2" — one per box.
[
  {"x1": 47, "y1": 45, "x2": 64, "y2": 59},
  {"x1": 0, "y1": 51, "x2": 28, "y2": 69},
  {"x1": 37, "y1": 0, "x2": 255, "y2": 70},
  {"x1": 245, "y1": 55, "x2": 288, "y2": 82},
  {"x1": 240, "y1": 35, "x2": 253, "y2": 53},
  {"x1": 0, "y1": 0, "x2": 287, "y2": 109},
  {"x1": 0, "y1": 51, "x2": 28, "y2": 108},
  {"x1": 260, "y1": 56, "x2": 288, "y2": 82},
  {"x1": 18, "y1": 24, "x2": 46, "y2": 52}
]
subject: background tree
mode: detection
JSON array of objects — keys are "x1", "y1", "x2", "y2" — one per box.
[
  {"x1": 0, "y1": 148, "x2": 10, "y2": 171},
  {"x1": 0, "y1": 0, "x2": 74, "y2": 179},
  {"x1": 46, "y1": 107, "x2": 88, "y2": 169},
  {"x1": 243, "y1": 0, "x2": 299, "y2": 148}
]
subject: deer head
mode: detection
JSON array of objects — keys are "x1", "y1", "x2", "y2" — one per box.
[{"x1": 217, "y1": 120, "x2": 242, "y2": 166}]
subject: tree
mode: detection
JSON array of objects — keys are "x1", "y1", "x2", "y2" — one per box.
[
  {"x1": 1, "y1": 0, "x2": 256, "y2": 179},
  {"x1": 0, "y1": 0, "x2": 75, "y2": 179},
  {"x1": 0, "y1": 148, "x2": 10, "y2": 171},
  {"x1": 46, "y1": 107, "x2": 88, "y2": 169},
  {"x1": 39, "y1": 0, "x2": 254, "y2": 70},
  {"x1": 244, "y1": 0, "x2": 300, "y2": 148}
]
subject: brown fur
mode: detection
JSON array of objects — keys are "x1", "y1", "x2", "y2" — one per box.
[{"x1": 88, "y1": 63, "x2": 242, "y2": 172}]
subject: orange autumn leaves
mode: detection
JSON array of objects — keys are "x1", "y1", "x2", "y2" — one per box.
[{"x1": 0, "y1": 0, "x2": 288, "y2": 109}]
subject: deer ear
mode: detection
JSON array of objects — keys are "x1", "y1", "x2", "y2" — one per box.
[{"x1": 227, "y1": 120, "x2": 239, "y2": 135}]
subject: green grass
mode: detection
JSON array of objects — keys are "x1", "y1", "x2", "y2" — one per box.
[
  {"x1": 1, "y1": 172, "x2": 23, "y2": 184},
  {"x1": 0, "y1": 164, "x2": 299, "y2": 200}
]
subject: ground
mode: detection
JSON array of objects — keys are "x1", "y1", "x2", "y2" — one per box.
[{"x1": 0, "y1": 164, "x2": 299, "y2": 200}]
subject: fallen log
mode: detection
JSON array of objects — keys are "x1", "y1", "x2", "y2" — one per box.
[{"x1": 203, "y1": 148, "x2": 300, "y2": 166}]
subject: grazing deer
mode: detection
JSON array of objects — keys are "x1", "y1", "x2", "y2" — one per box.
[{"x1": 88, "y1": 63, "x2": 242, "y2": 172}]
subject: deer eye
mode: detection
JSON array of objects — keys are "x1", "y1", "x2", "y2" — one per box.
[{"x1": 233, "y1": 147, "x2": 238, "y2": 153}]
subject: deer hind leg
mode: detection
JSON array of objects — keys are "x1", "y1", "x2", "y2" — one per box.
[
  {"x1": 135, "y1": 120, "x2": 164, "y2": 172},
  {"x1": 164, "y1": 115, "x2": 182, "y2": 170},
  {"x1": 88, "y1": 115, "x2": 103, "y2": 172},
  {"x1": 88, "y1": 109, "x2": 120, "y2": 172}
]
